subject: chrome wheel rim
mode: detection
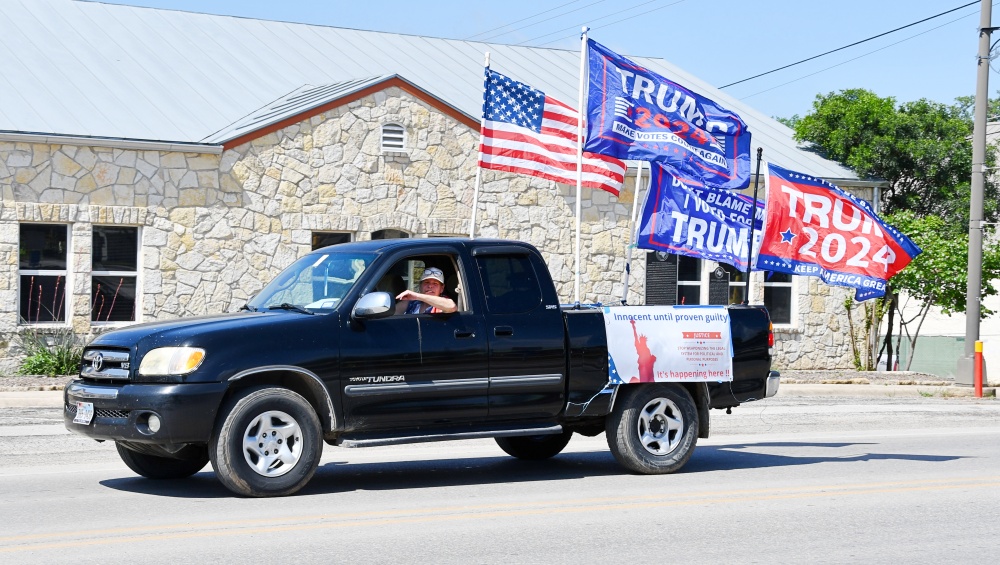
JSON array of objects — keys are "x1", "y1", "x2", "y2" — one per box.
[
  {"x1": 242, "y1": 410, "x2": 303, "y2": 477},
  {"x1": 637, "y1": 397, "x2": 683, "y2": 456}
]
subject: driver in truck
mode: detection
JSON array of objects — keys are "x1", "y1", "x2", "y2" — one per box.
[{"x1": 396, "y1": 267, "x2": 457, "y2": 314}]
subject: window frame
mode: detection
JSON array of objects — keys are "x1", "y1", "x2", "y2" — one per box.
[
  {"x1": 675, "y1": 255, "x2": 702, "y2": 305},
  {"x1": 91, "y1": 225, "x2": 141, "y2": 325},
  {"x1": 717, "y1": 262, "x2": 747, "y2": 305},
  {"x1": 762, "y1": 271, "x2": 796, "y2": 327},
  {"x1": 18, "y1": 223, "x2": 70, "y2": 326}
]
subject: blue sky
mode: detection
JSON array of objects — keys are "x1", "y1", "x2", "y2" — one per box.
[{"x1": 97, "y1": 0, "x2": 995, "y2": 120}]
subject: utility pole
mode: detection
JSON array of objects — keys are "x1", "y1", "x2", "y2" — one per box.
[{"x1": 960, "y1": 0, "x2": 993, "y2": 386}]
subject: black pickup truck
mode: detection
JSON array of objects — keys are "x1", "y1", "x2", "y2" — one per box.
[{"x1": 64, "y1": 238, "x2": 776, "y2": 497}]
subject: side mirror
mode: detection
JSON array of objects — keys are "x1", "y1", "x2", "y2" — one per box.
[{"x1": 352, "y1": 292, "x2": 393, "y2": 320}]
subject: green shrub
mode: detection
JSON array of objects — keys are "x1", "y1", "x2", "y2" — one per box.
[{"x1": 16, "y1": 327, "x2": 83, "y2": 377}]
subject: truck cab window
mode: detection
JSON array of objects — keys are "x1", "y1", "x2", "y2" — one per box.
[
  {"x1": 477, "y1": 255, "x2": 541, "y2": 314},
  {"x1": 381, "y1": 255, "x2": 466, "y2": 313}
]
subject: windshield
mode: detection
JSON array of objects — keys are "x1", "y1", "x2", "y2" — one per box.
[{"x1": 247, "y1": 252, "x2": 376, "y2": 313}]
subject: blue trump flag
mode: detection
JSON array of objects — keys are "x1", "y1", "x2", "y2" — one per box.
[
  {"x1": 585, "y1": 39, "x2": 752, "y2": 190},
  {"x1": 638, "y1": 163, "x2": 760, "y2": 269}
]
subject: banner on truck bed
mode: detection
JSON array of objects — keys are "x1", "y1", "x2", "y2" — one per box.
[{"x1": 603, "y1": 306, "x2": 734, "y2": 384}]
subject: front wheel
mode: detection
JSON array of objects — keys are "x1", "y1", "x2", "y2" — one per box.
[
  {"x1": 495, "y1": 431, "x2": 573, "y2": 460},
  {"x1": 210, "y1": 387, "x2": 323, "y2": 497},
  {"x1": 605, "y1": 384, "x2": 698, "y2": 474},
  {"x1": 115, "y1": 442, "x2": 208, "y2": 480}
]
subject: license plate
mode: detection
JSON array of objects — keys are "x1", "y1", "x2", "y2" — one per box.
[{"x1": 74, "y1": 401, "x2": 94, "y2": 425}]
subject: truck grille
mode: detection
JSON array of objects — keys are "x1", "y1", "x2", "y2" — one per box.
[
  {"x1": 65, "y1": 404, "x2": 130, "y2": 420},
  {"x1": 80, "y1": 348, "x2": 131, "y2": 381}
]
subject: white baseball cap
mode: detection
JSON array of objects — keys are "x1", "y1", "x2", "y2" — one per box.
[{"x1": 420, "y1": 267, "x2": 445, "y2": 284}]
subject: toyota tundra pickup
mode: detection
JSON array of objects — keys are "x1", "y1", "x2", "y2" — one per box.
[{"x1": 65, "y1": 238, "x2": 776, "y2": 497}]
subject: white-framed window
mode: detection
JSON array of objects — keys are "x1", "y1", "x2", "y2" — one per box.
[
  {"x1": 381, "y1": 123, "x2": 406, "y2": 153},
  {"x1": 763, "y1": 271, "x2": 794, "y2": 325},
  {"x1": 312, "y1": 232, "x2": 352, "y2": 250},
  {"x1": 676, "y1": 255, "x2": 701, "y2": 305},
  {"x1": 91, "y1": 226, "x2": 139, "y2": 323},
  {"x1": 19, "y1": 223, "x2": 69, "y2": 324},
  {"x1": 718, "y1": 262, "x2": 747, "y2": 305}
]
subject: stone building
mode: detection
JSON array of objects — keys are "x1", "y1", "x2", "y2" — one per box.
[{"x1": 0, "y1": 0, "x2": 881, "y2": 373}]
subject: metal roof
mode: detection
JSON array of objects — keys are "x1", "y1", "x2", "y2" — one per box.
[
  {"x1": 0, "y1": 0, "x2": 862, "y2": 181},
  {"x1": 201, "y1": 75, "x2": 394, "y2": 144}
]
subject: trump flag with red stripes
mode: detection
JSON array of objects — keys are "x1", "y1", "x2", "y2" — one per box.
[
  {"x1": 478, "y1": 69, "x2": 625, "y2": 196},
  {"x1": 755, "y1": 163, "x2": 921, "y2": 301}
]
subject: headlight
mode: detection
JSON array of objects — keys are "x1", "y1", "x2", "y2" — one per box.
[{"x1": 138, "y1": 347, "x2": 206, "y2": 376}]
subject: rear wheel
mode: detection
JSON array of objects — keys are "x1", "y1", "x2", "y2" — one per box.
[
  {"x1": 606, "y1": 384, "x2": 698, "y2": 474},
  {"x1": 115, "y1": 442, "x2": 208, "y2": 480},
  {"x1": 210, "y1": 387, "x2": 322, "y2": 497},
  {"x1": 495, "y1": 431, "x2": 573, "y2": 460}
]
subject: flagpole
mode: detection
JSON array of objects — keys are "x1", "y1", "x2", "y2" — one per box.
[
  {"x1": 620, "y1": 162, "x2": 645, "y2": 305},
  {"x1": 574, "y1": 27, "x2": 589, "y2": 304},
  {"x1": 470, "y1": 52, "x2": 490, "y2": 239},
  {"x1": 743, "y1": 147, "x2": 764, "y2": 304}
]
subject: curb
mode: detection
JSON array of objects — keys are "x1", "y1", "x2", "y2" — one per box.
[
  {"x1": 778, "y1": 383, "x2": 997, "y2": 398},
  {"x1": 0, "y1": 390, "x2": 64, "y2": 408}
]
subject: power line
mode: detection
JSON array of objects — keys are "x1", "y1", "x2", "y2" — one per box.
[
  {"x1": 720, "y1": 1, "x2": 979, "y2": 89},
  {"x1": 464, "y1": 0, "x2": 582, "y2": 41},
  {"x1": 741, "y1": 9, "x2": 979, "y2": 102},
  {"x1": 525, "y1": 0, "x2": 686, "y2": 47},
  {"x1": 477, "y1": 0, "x2": 611, "y2": 42}
]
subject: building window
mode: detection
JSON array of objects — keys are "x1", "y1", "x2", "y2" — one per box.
[
  {"x1": 371, "y1": 229, "x2": 410, "y2": 240},
  {"x1": 719, "y1": 263, "x2": 746, "y2": 305},
  {"x1": 92, "y1": 226, "x2": 139, "y2": 323},
  {"x1": 19, "y1": 224, "x2": 69, "y2": 323},
  {"x1": 676, "y1": 255, "x2": 701, "y2": 305},
  {"x1": 763, "y1": 271, "x2": 794, "y2": 325},
  {"x1": 381, "y1": 123, "x2": 406, "y2": 152},
  {"x1": 311, "y1": 232, "x2": 351, "y2": 250}
]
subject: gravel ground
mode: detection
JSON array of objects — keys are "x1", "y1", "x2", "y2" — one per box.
[
  {"x1": 0, "y1": 375, "x2": 75, "y2": 391},
  {"x1": 0, "y1": 369, "x2": 955, "y2": 391}
]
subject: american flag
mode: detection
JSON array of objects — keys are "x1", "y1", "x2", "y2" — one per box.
[{"x1": 478, "y1": 69, "x2": 625, "y2": 196}]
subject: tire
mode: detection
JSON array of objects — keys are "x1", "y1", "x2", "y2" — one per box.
[
  {"x1": 495, "y1": 431, "x2": 573, "y2": 460},
  {"x1": 115, "y1": 442, "x2": 209, "y2": 480},
  {"x1": 209, "y1": 387, "x2": 323, "y2": 497},
  {"x1": 605, "y1": 384, "x2": 698, "y2": 474}
]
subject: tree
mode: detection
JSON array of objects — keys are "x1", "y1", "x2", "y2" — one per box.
[
  {"x1": 883, "y1": 212, "x2": 1000, "y2": 370},
  {"x1": 792, "y1": 88, "x2": 997, "y2": 222},
  {"x1": 790, "y1": 88, "x2": 1000, "y2": 370}
]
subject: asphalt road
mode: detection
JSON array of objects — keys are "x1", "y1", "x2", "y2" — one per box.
[{"x1": 1, "y1": 396, "x2": 998, "y2": 563}]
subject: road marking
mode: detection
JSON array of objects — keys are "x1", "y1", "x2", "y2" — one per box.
[{"x1": 1, "y1": 475, "x2": 997, "y2": 553}]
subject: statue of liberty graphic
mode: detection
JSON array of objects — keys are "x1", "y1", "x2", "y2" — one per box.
[{"x1": 630, "y1": 319, "x2": 657, "y2": 383}]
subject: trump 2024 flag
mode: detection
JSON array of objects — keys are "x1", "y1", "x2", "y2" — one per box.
[
  {"x1": 584, "y1": 39, "x2": 751, "y2": 190},
  {"x1": 755, "y1": 163, "x2": 921, "y2": 301},
  {"x1": 478, "y1": 69, "x2": 625, "y2": 196}
]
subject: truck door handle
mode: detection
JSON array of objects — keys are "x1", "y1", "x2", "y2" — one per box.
[
  {"x1": 454, "y1": 329, "x2": 476, "y2": 339},
  {"x1": 494, "y1": 326, "x2": 514, "y2": 337}
]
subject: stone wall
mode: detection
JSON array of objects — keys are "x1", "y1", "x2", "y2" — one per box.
[
  {"x1": 0, "y1": 87, "x2": 644, "y2": 372},
  {"x1": 0, "y1": 85, "x2": 869, "y2": 373},
  {"x1": 773, "y1": 277, "x2": 857, "y2": 370}
]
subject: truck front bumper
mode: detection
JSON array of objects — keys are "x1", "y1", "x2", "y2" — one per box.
[{"x1": 63, "y1": 380, "x2": 228, "y2": 445}]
